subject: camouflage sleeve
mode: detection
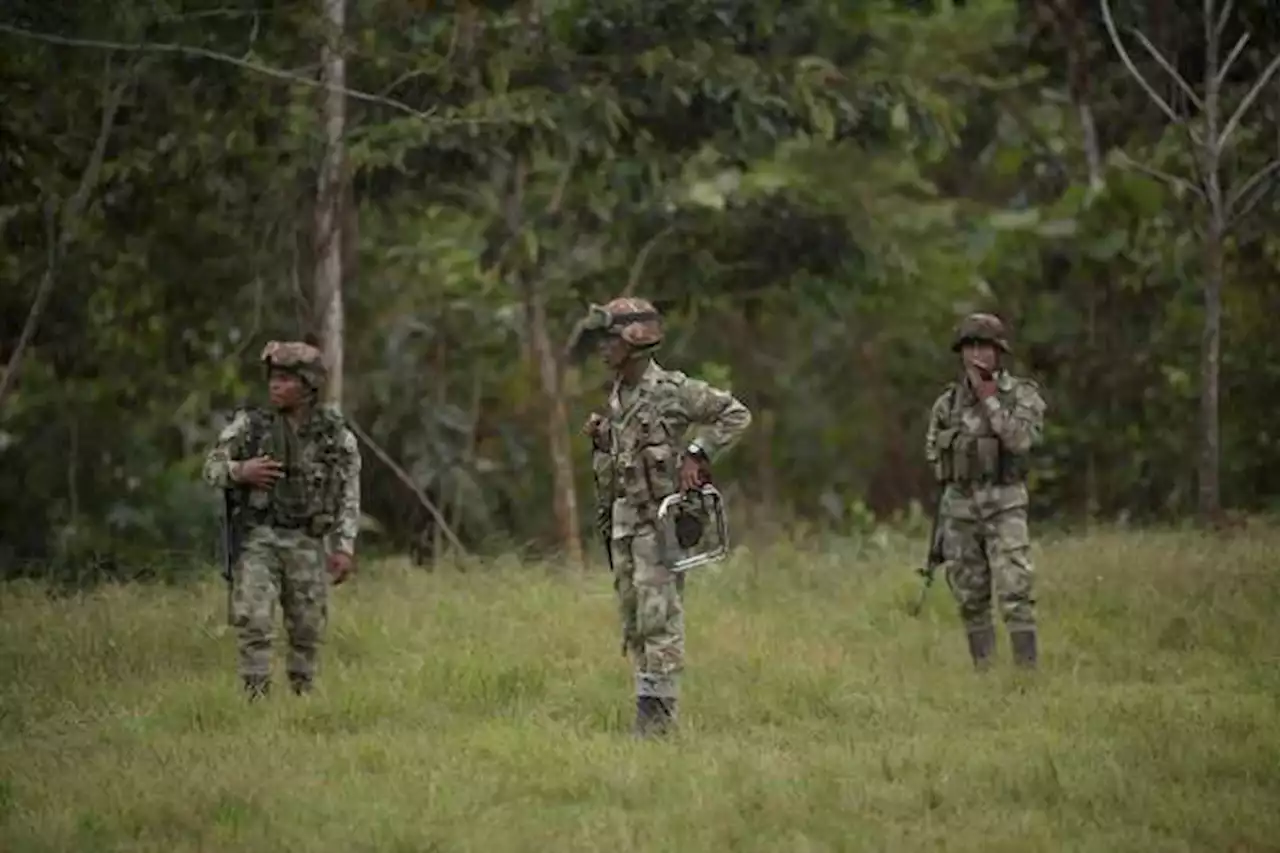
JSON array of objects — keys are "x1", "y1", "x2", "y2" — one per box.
[
  {"x1": 333, "y1": 426, "x2": 362, "y2": 555},
  {"x1": 202, "y1": 410, "x2": 251, "y2": 489},
  {"x1": 676, "y1": 377, "x2": 752, "y2": 460},
  {"x1": 982, "y1": 380, "x2": 1046, "y2": 455},
  {"x1": 924, "y1": 390, "x2": 950, "y2": 465}
]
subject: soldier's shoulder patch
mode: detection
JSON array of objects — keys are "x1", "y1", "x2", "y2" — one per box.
[
  {"x1": 1012, "y1": 376, "x2": 1047, "y2": 410},
  {"x1": 216, "y1": 409, "x2": 252, "y2": 442},
  {"x1": 318, "y1": 405, "x2": 347, "y2": 427},
  {"x1": 1014, "y1": 376, "x2": 1044, "y2": 396},
  {"x1": 656, "y1": 367, "x2": 688, "y2": 385},
  {"x1": 337, "y1": 424, "x2": 360, "y2": 451}
]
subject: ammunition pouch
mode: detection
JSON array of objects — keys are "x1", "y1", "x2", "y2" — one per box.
[
  {"x1": 618, "y1": 411, "x2": 678, "y2": 508},
  {"x1": 934, "y1": 428, "x2": 958, "y2": 482},
  {"x1": 245, "y1": 505, "x2": 333, "y2": 539},
  {"x1": 939, "y1": 433, "x2": 1025, "y2": 486}
]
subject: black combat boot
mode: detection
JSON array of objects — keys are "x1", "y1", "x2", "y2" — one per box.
[
  {"x1": 633, "y1": 696, "x2": 677, "y2": 738},
  {"x1": 288, "y1": 672, "x2": 314, "y2": 696},
  {"x1": 1010, "y1": 629, "x2": 1038, "y2": 669},
  {"x1": 243, "y1": 674, "x2": 271, "y2": 702},
  {"x1": 966, "y1": 625, "x2": 996, "y2": 671}
]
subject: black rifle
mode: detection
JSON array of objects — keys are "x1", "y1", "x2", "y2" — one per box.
[
  {"x1": 220, "y1": 488, "x2": 244, "y2": 625},
  {"x1": 908, "y1": 489, "x2": 945, "y2": 617}
]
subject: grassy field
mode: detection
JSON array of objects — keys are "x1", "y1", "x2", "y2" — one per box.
[{"x1": 2, "y1": 523, "x2": 1279, "y2": 852}]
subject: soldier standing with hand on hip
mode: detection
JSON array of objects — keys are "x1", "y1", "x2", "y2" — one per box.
[
  {"x1": 203, "y1": 340, "x2": 361, "y2": 700},
  {"x1": 569, "y1": 296, "x2": 751, "y2": 736},
  {"x1": 925, "y1": 314, "x2": 1047, "y2": 670}
]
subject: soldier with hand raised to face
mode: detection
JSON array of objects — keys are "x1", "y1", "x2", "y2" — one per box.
[{"x1": 925, "y1": 314, "x2": 1047, "y2": 671}]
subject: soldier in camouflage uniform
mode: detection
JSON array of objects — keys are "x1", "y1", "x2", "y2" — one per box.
[
  {"x1": 570, "y1": 297, "x2": 751, "y2": 736},
  {"x1": 925, "y1": 313, "x2": 1047, "y2": 670},
  {"x1": 202, "y1": 340, "x2": 361, "y2": 700}
]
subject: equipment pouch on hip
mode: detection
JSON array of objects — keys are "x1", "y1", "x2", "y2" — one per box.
[
  {"x1": 640, "y1": 443, "x2": 676, "y2": 504},
  {"x1": 975, "y1": 437, "x2": 1001, "y2": 481},
  {"x1": 999, "y1": 450, "x2": 1026, "y2": 485},
  {"x1": 950, "y1": 434, "x2": 972, "y2": 481},
  {"x1": 935, "y1": 428, "x2": 957, "y2": 482}
]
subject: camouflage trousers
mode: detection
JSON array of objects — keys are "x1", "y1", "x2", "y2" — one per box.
[
  {"x1": 231, "y1": 525, "x2": 329, "y2": 680},
  {"x1": 941, "y1": 507, "x2": 1036, "y2": 633},
  {"x1": 611, "y1": 524, "x2": 685, "y2": 699}
]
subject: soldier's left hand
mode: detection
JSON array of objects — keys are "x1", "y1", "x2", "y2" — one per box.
[
  {"x1": 583, "y1": 413, "x2": 609, "y2": 451},
  {"x1": 327, "y1": 552, "x2": 355, "y2": 585},
  {"x1": 679, "y1": 455, "x2": 710, "y2": 492}
]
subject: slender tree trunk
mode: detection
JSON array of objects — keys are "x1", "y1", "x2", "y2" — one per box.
[
  {"x1": 522, "y1": 274, "x2": 583, "y2": 567},
  {"x1": 1200, "y1": 212, "x2": 1224, "y2": 517},
  {"x1": 315, "y1": 0, "x2": 346, "y2": 408},
  {"x1": 501, "y1": 150, "x2": 582, "y2": 566},
  {"x1": 1199, "y1": 0, "x2": 1223, "y2": 517},
  {"x1": 0, "y1": 70, "x2": 126, "y2": 412}
]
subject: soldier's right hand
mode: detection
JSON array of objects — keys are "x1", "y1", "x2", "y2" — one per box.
[
  {"x1": 583, "y1": 413, "x2": 609, "y2": 450},
  {"x1": 235, "y1": 456, "x2": 284, "y2": 489}
]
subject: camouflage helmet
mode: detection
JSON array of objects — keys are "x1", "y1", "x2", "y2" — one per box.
[
  {"x1": 260, "y1": 340, "x2": 327, "y2": 390},
  {"x1": 951, "y1": 312, "x2": 1011, "y2": 353},
  {"x1": 601, "y1": 296, "x2": 663, "y2": 350},
  {"x1": 565, "y1": 296, "x2": 663, "y2": 362}
]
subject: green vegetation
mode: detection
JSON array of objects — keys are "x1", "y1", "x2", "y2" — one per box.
[
  {"x1": 3, "y1": 2, "x2": 1278, "y2": 846},
  {"x1": 3, "y1": 526, "x2": 1279, "y2": 851},
  {"x1": 3, "y1": 0, "x2": 1279, "y2": 573}
]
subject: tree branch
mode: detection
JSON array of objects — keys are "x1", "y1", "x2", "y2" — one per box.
[
  {"x1": 1215, "y1": 0, "x2": 1236, "y2": 37},
  {"x1": 1131, "y1": 27, "x2": 1203, "y2": 110},
  {"x1": 1216, "y1": 31, "x2": 1250, "y2": 86},
  {"x1": 1218, "y1": 51, "x2": 1280, "y2": 149},
  {"x1": 1227, "y1": 159, "x2": 1280, "y2": 214},
  {"x1": 0, "y1": 22, "x2": 479, "y2": 125},
  {"x1": 1099, "y1": 0, "x2": 1183, "y2": 124},
  {"x1": 346, "y1": 418, "x2": 469, "y2": 556},
  {"x1": 0, "y1": 63, "x2": 128, "y2": 412},
  {"x1": 1115, "y1": 151, "x2": 1206, "y2": 200},
  {"x1": 1226, "y1": 159, "x2": 1280, "y2": 227},
  {"x1": 624, "y1": 226, "x2": 676, "y2": 296},
  {"x1": 545, "y1": 147, "x2": 579, "y2": 217}
]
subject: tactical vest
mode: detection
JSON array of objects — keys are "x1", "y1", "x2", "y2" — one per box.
[
  {"x1": 604, "y1": 374, "x2": 683, "y2": 514},
  {"x1": 237, "y1": 406, "x2": 347, "y2": 535},
  {"x1": 933, "y1": 381, "x2": 1029, "y2": 486}
]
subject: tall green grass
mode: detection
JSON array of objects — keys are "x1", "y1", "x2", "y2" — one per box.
[{"x1": 2, "y1": 524, "x2": 1278, "y2": 851}]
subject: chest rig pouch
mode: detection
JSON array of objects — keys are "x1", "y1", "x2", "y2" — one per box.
[
  {"x1": 936, "y1": 383, "x2": 1025, "y2": 486},
  {"x1": 656, "y1": 484, "x2": 730, "y2": 572},
  {"x1": 240, "y1": 407, "x2": 343, "y2": 536}
]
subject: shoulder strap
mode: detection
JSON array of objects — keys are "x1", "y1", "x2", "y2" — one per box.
[
  {"x1": 243, "y1": 406, "x2": 271, "y2": 456},
  {"x1": 945, "y1": 382, "x2": 961, "y2": 427}
]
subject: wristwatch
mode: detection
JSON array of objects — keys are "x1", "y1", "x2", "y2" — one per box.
[{"x1": 686, "y1": 442, "x2": 707, "y2": 460}]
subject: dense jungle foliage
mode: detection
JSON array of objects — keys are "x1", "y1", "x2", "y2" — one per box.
[{"x1": 1, "y1": 0, "x2": 1278, "y2": 576}]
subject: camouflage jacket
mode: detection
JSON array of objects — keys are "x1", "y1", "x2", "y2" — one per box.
[
  {"x1": 924, "y1": 371, "x2": 1046, "y2": 519},
  {"x1": 202, "y1": 405, "x2": 362, "y2": 554},
  {"x1": 590, "y1": 360, "x2": 752, "y2": 540}
]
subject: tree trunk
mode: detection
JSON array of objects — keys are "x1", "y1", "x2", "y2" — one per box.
[
  {"x1": 1200, "y1": 215, "x2": 1223, "y2": 517},
  {"x1": 0, "y1": 71, "x2": 126, "y2": 412},
  {"x1": 315, "y1": 0, "x2": 346, "y2": 408},
  {"x1": 1198, "y1": 0, "x2": 1223, "y2": 518},
  {"x1": 521, "y1": 274, "x2": 583, "y2": 567}
]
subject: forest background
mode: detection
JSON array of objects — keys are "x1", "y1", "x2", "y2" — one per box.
[{"x1": 2, "y1": 0, "x2": 1278, "y2": 580}]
